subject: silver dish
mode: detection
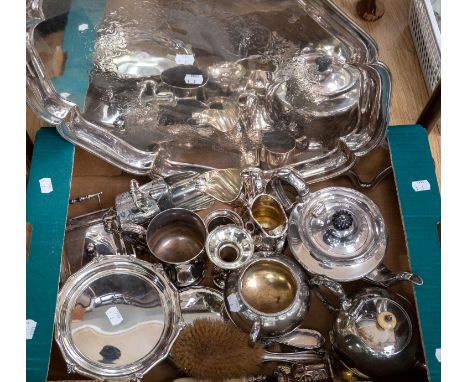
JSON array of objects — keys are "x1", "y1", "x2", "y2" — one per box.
[
  {"x1": 205, "y1": 225, "x2": 255, "y2": 270},
  {"x1": 224, "y1": 252, "x2": 310, "y2": 343},
  {"x1": 54, "y1": 256, "x2": 183, "y2": 381},
  {"x1": 27, "y1": 0, "x2": 390, "y2": 181},
  {"x1": 179, "y1": 286, "x2": 225, "y2": 323}
]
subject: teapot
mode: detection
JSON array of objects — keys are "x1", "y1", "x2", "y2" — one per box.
[
  {"x1": 310, "y1": 274, "x2": 420, "y2": 379},
  {"x1": 271, "y1": 168, "x2": 423, "y2": 287}
]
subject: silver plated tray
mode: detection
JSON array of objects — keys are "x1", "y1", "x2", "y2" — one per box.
[
  {"x1": 27, "y1": 0, "x2": 390, "y2": 182},
  {"x1": 54, "y1": 255, "x2": 183, "y2": 381}
]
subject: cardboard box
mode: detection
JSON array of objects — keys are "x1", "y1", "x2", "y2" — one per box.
[{"x1": 26, "y1": 125, "x2": 440, "y2": 382}]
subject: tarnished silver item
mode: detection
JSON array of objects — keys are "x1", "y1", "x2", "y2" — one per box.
[
  {"x1": 55, "y1": 256, "x2": 183, "y2": 381},
  {"x1": 146, "y1": 208, "x2": 208, "y2": 288},
  {"x1": 224, "y1": 253, "x2": 311, "y2": 343},
  {"x1": 310, "y1": 274, "x2": 419, "y2": 379}
]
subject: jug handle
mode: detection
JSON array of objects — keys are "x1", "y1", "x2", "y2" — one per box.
[
  {"x1": 364, "y1": 263, "x2": 423, "y2": 287},
  {"x1": 271, "y1": 168, "x2": 310, "y2": 210},
  {"x1": 309, "y1": 274, "x2": 351, "y2": 311}
]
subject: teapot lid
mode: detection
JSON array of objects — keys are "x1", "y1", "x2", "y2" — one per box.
[
  {"x1": 350, "y1": 294, "x2": 412, "y2": 355},
  {"x1": 274, "y1": 53, "x2": 361, "y2": 114},
  {"x1": 289, "y1": 187, "x2": 387, "y2": 281}
]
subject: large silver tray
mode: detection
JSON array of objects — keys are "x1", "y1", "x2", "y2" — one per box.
[{"x1": 27, "y1": 0, "x2": 390, "y2": 182}]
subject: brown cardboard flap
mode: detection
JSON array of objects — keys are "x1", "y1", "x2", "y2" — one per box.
[{"x1": 71, "y1": 147, "x2": 125, "y2": 177}]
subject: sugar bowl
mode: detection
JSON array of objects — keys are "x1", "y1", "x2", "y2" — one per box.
[{"x1": 224, "y1": 252, "x2": 310, "y2": 343}]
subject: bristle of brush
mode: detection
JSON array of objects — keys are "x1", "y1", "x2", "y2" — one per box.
[{"x1": 171, "y1": 319, "x2": 264, "y2": 380}]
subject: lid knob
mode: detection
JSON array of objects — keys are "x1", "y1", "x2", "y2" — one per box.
[
  {"x1": 377, "y1": 311, "x2": 397, "y2": 330},
  {"x1": 331, "y1": 210, "x2": 353, "y2": 231},
  {"x1": 314, "y1": 56, "x2": 332, "y2": 73}
]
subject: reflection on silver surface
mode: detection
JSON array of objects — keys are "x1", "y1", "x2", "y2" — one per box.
[
  {"x1": 224, "y1": 253, "x2": 311, "y2": 342},
  {"x1": 206, "y1": 225, "x2": 254, "y2": 270},
  {"x1": 62, "y1": 210, "x2": 126, "y2": 283},
  {"x1": 179, "y1": 286, "x2": 225, "y2": 323},
  {"x1": 55, "y1": 256, "x2": 182, "y2": 380},
  {"x1": 195, "y1": 168, "x2": 242, "y2": 204},
  {"x1": 310, "y1": 276, "x2": 419, "y2": 379},
  {"x1": 29, "y1": 0, "x2": 390, "y2": 179},
  {"x1": 264, "y1": 328, "x2": 325, "y2": 350},
  {"x1": 146, "y1": 208, "x2": 207, "y2": 288},
  {"x1": 113, "y1": 51, "x2": 179, "y2": 78}
]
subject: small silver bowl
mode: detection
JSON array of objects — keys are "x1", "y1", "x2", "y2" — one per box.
[{"x1": 205, "y1": 225, "x2": 254, "y2": 270}]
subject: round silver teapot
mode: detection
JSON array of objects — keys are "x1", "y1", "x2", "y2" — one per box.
[
  {"x1": 266, "y1": 53, "x2": 362, "y2": 149},
  {"x1": 271, "y1": 168, "x2": 423, "y2": 287},
  {"x1": 224, "y1": 252, "x2": 310, "y2": 343},
  {"x1": 310, "y1": 274, "x2": 419, "y2": 379}
]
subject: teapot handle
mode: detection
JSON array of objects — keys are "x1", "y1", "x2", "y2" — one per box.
[
  {"x1": 364, "y1": 264, "x2": 423, "y2": 287},
  {"x1": 309, "y1": 274, "x2": 351, "y2": 311},
  {"x1": 270, "y1": 168, "x2": 310, "y2": 210}
]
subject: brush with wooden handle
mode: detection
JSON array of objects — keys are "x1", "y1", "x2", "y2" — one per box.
[{"x1": 171, "y1": 319, "x2": 325, "y2": 380}]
